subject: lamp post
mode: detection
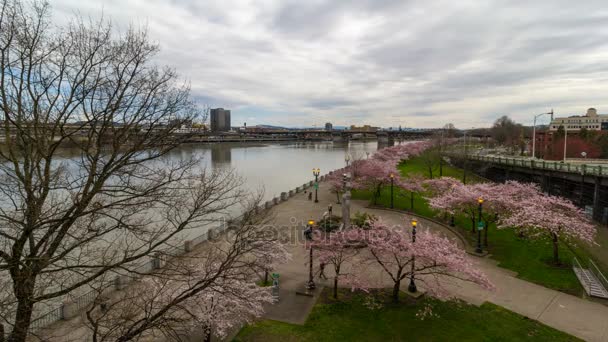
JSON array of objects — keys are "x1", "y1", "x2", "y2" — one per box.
[
  {"x1": 476, "y1": 197, "x2": 483, "y2": 254},
  {"x1": 304, "y1": 220, "x2": 316, "y2": 290},
  {"x1": 408, "y1": 218, "x2": 417, "y2": 293},
  {"x1": 531, "y1": 109, "x2": 554, "y2": 159},
  {"x1": 312, "y1": 168, "x2": 320, "y2": 203},
  {"x1": 390, "y1": 173, "x2": 394, "y2": 209}
]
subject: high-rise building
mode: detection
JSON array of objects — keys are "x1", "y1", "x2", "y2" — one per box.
[
  {"x1": 325, "y1": 122, "x2": 333, "y2": 131},
  {"x1": 210, "y1": 108, "x2": 231, "y2": 132}
]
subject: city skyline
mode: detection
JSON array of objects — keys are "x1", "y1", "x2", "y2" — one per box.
[{"x1": 52, "y1": 0, "x2": 608, "y2": 128}]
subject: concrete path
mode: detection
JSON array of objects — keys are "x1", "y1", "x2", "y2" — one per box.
[{"x1": 258, "y1": 184, "x2": 608, "y2": 342}]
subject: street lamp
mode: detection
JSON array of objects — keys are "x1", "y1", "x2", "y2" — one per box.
[
  {"x1": 476, "y1": 197, "x2": 483, "y2": 254},
  {"x1": 408, "y1": 218, "x2": 417, "y2": 293},
  {"x1": 304, "y1": 219, "x2": 316, "y2": 290},
  {"x1": 531, "y1": 109, "x2": 554, "y2": 159},
  {"x1": 328, "y1": 204, "x2": 333, "y2": 230},
  {"x1": 390, "y1": 173, "x2": 394, "y2": 209},
  {"x1": 312, "y1": 168, "x2": 320, "y2": 203}
]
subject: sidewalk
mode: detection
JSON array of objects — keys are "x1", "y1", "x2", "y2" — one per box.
[{"x1": 254, "y1": 184, "x2": 608, "y2": 342}]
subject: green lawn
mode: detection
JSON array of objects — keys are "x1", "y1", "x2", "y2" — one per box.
[
  {"x1": 352, "y1": 154, "x2": 590, "y2": 296},
  {"x1": 235, "y1": 289, "x2": 579, "y2": 342}
]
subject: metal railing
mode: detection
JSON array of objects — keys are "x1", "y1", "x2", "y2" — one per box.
[
  {"x1": 449, "y1": 153, "x2": 608, "y2": 176},
  {"x1": 589, "y1": 259, "x2": 608, "y2": 293},
  {"x1": 572, "y1": 257, "x2": 591, "y2": 294}
]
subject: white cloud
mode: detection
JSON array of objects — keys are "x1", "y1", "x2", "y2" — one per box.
[{"x1": 51, "y1": 0, "x2": 608, "y2": 128}]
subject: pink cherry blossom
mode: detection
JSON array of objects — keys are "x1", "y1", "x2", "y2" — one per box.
[
  {"x1": 354, "y1": 219, "x2": 493, "y2": 303},
  {"x1": 497, "y1": 188, "x2": 596, "y2": 264},
  {"x1": 311, "y1": 229, "x2": 366, "y2": 299}
]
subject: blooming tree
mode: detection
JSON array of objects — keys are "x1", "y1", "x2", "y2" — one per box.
[
  {"x1": 423, "y1": 177, "x2": 462, "y2": 197},
  {"x1": 312, "y1": 230, "x2": 365, "y2": 299},
  {"x1": 472, "y1": 181, "x2": 538, "y2": 246},
  {"x1": 426, "y1": 182, "x2": 482, "y2": 233},
  {"x1": 85, "y1": 262, "x2": 275, "y2": 342},
  {"x1": 398, "y1": 174, "x2": 426, "y2": 210},
  {"x1": 358, "y1": 219, "x2": 493, "y2": 304},
  {"x1": 498, "y1": 191, "x2": 596, "y2": 264},
  {"x1": 77, "y1": 208, "x2": 291, "y2": 341},
  {"x1": 351, "y1": 159, "x2": 399, "y2": 204},
  {"x1": 327, "y1": 171, "x2": 346, "y2": 204}
]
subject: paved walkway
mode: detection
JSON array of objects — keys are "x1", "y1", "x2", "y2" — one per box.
[{"x1": 251, "y1": 184, "x2": 608, "y2": 342}]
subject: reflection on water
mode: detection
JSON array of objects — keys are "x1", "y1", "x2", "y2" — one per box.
[
  {"x1": 163, "y1": 141, "x2": 379, "y2": 201},
  {"x1": 210, "y1": 144, "x2": 232, "y2": 164}
]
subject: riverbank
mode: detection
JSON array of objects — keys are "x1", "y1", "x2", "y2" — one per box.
[{"x1": 39, "y1": 176, "x2": 608, "y2": 341}]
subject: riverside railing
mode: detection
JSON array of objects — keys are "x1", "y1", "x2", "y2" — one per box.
[
  {"x1": 450, "y1": 154, "x2": 608, "y2": 177},
  {"x1": 24, "y1": 171, "x2": 336, "y2": 336}
]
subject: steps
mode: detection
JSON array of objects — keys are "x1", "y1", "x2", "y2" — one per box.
[{"x1": 574, "y1": 265, "x2": 608, "y2": 299}]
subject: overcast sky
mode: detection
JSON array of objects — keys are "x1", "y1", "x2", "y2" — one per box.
[{"x1": 52, "y1": 0, "x2": 608, "y2": 128}]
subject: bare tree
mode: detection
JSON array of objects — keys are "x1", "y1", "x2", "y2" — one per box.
[{"x1": 0, "y1": 1, "x2": 257, "y2": 340}]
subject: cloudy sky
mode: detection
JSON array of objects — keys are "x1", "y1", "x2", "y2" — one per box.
[{"x1": 52, "y1": 0, "x2": 608, "y2": 128}]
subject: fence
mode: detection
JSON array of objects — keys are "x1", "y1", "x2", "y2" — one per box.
[
  {"x1": 453, "y1": 154, "x2": 608, "y2": 177},
  {"x1": 22, "y1": 171, "x2": 334, "y2": 336}
]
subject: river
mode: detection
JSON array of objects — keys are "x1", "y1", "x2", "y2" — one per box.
[{"x1": 163, "y1": 140, "x2": 380, "y2": 203}]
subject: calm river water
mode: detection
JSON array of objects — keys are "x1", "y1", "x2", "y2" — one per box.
[{"x1": 163, "y1": 140, "x2": 381, "y2": 202}]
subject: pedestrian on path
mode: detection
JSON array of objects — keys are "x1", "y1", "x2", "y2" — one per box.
[{"x1": 318, "y1": 262, "x2": 327, "y2": 280}]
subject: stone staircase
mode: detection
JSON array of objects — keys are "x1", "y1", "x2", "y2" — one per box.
[{"x1": 573, "y1": 257, "x2": 608, "y2": 299}]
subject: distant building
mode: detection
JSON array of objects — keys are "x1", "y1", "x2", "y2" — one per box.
[
  {"x1": 350, "y1": 125, "x2": 379, "y2": 132},
  {"x1": 210, "y1": 108, "x2": 231, "y2": 132},
  {"x1": 550, "y1": 108, "x2": 608, "y2": 131},
  {"x1": 325, "y1": 122, "x2": 333, "y2": 131}
]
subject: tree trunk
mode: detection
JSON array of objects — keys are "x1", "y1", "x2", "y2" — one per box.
[
  {"x1": 428, "y1": 167, "x2": 433, "y2": 179},
  {"x1": 264, "y1": 270, "x2": 269, "y2": 285},
  {"x1": 374, "y1": 185, "x2": 381, "y2": 205},
  {"x1": 552, "y1": 232, "x2": 560, "y2": 265},
  {"x1": 333, "y1": 264, "x2": 341, "y2": 299},
  {"x1": 410, "y1": 192, "x2": 414, "y2": 211},
  {"x1": 201, "y1": 324, "x2": 212, "y2": 342},
  {"x1": 8, "y1": 275, "x2": 34, "y2": 342},
  {"x1": 10, "y1": 287, "x2": 35, "y2": 342},
  {"x1": 471, "y1": 217, "x2": 476, "y2": 233},
  {"x1": 484, "y1": 222, "x2": 489, "y2": 247},
  {"x1": 336, "y1": 192, "x2": 341, "y2": 204},
  {"x1": 333, "y1": 277, "x2": 339, "y2": 299},
  {"x1": 392, "y1": 279, "x2": 401, "y2": 304}
]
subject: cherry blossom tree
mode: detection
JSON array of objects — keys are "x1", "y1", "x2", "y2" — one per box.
[
  {"x1": 77, "y1": 207, "x2": 291, "y2": 341},
  {"x1": 358, "y1": 219, "x2": 493, "y2": 304},
  {"x1": 327, "y1": 171, "x2": 346, "y2": 204},
  {"x1": 472, "y1": 181, "x2": 536, "y2": 247},
  {"x1": 312, "y1": 230, "x2": 365, "y2": 299},
  {"x1": 398, "y1": 174, "x2": 426, "y2": 211},
  {"x1": 498, "y1": 191, "x2": 596, "y2": 264},
  {"x1": 85, "y1": 263, "x2": 274, "y2": 342},
  {"x1": 423, "y1": 177, "x2": 462, "y2": 197},
  {"x1": 351, "y1": 159, "x2": 399, "y2": 205},
  {"x1": 426, "y1": 182, "x2": 482, "y2": 233}
]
